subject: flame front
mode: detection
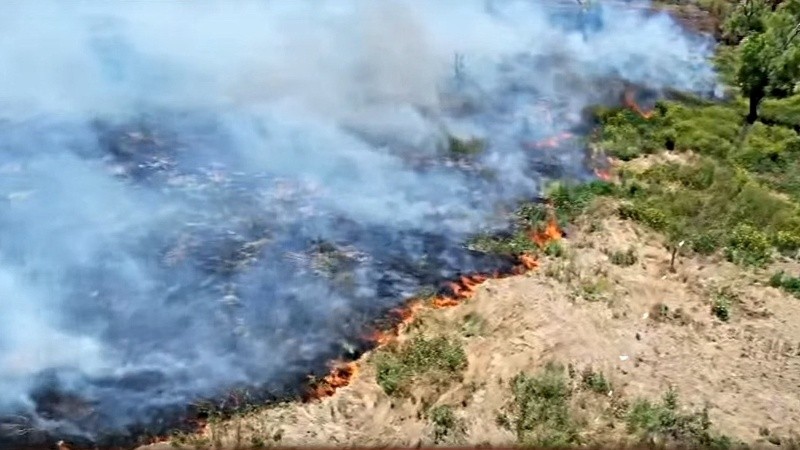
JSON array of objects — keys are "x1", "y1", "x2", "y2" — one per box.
[
  {"x1": 306, "y1": 249, "x2": 549, "y2": 400},
  {"x1": 623, "y1": 89, "x2": 654, "y2": 119},
  {"x1": 524, "y1": 131, "x2": 575, "y2": 150},
  {"x1": 529, "y1": 217, "x2": 563, "y2": 248},
  {"x1": 306, "y1": 361, "x2": 359, "y2": 400}
]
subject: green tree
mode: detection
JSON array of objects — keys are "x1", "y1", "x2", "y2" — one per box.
[
  {"x1": 723, "y1": 0, "x2": 770, "y2": 44},
  {"x1": 735, "y1": 0, "x2": 800, "y2": 123}
]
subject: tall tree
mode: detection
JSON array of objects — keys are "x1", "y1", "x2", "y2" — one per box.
[{"x1": 734, "y1": 0, "x2": 800, "y2": 123}]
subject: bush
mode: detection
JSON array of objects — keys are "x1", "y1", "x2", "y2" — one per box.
[
  {"x1": 374, "y1": 336, "x2": 467, "y2": 396},
  {"x1": 732, "y1": 122, "x2": 800, "y2": 173},
  {"x1": 428, "y1": 405, "x2": 464, "y2": 444},
  {"x1": 509, "y1": 363, "x2": 579, "y2": 447},
  {"x1": 581, "y1": 367, "x2": 611, "y2": 394},
  {"x1": 610, "y1": 247, "x2": 637, "y2": 267},
  {"x1": 774, "y1": 230, "x2": 800, "y2": 255},
  {"x1": 760, "y1": 95, "x2": 800, "y2": 129},
  {"x1": 711, "y1": 288, "x2": 736, "y2": 322},
  {"x1": 626, "y1": 388, "x2": 732, "y2": 449},
  {"x1": 769, "y1": 271, "x2": 800, "y2": 298},
  {"x1": 725, "y1": 223, "x2": 772, "y2": 266}
]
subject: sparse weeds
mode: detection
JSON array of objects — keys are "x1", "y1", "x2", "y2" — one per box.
[
  {"x1": 461, "y1": 312, "x2": 487, "y2": 337},
  {"x1": 580, "y1": 367, "x2": 612, "y2": 395},
  {"x1": 374, "y1": 336, "x2": 467, "y2": 397},
  {"x1": 428, "y1": 405, "x2": 465, "y2": 444},
  {"x1": 506, "y1": 363, "x2": 580, "y2": 447},
  {"x1": 610, "y1": 247, "x2": 638, "y2": 267},
  {"x1": 574, "y1": 276, "x2": 611, "y2": 303},
  {"x1": 626, "y1": 387, "x2": 732, "y2": 449},
  {"x1": 711, "y1": 287, "x2": 737, "y2": 322}
]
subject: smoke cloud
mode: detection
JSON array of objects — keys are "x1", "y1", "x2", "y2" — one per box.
[{"x1": 0, "y1": 0, "x2": 718, "y2": 443}]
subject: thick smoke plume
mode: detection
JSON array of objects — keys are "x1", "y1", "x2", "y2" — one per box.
[{"x1": 0, "y1": 0, "x2": 717, "y2": 444}]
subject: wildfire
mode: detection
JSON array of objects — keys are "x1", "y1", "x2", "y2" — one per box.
[
  {"x1": 529, "y1": 217, "x2": 563, "y2": 247},
  {"x1": 524, "y1": 131, "x2": 574, "y2": 150},
  {"x1": 305, "y1": 209, "x2": 567, "y2": 401},
  {"x1": 306, "y1": 361, "x2": 359, "y2": 400},
  {"x1": 594, "y1": 168, "x2": 612, "y2": 181},
  {"x1": 623, "y1": 89, "x2": 654, "y2": 119},
  {"x1": 518, "y1": 253, "x2": 539, "y2": 271}
]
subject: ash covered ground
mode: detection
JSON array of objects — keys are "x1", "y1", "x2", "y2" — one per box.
[{"x1": 0, "y1": 0, "x2": 718, "y2": 446}]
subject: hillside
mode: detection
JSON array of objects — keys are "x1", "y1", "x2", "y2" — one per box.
[
  {"x1": 129, "y1": 1, "x2": 800, "y2": 448},
  {"x1": 140, "y1": 164, "x2": 800, "y2": 449}
]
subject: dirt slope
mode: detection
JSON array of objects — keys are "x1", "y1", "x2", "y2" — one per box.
[{"x1": 141, "y1": 197, "x2": 800, "y2": 449}]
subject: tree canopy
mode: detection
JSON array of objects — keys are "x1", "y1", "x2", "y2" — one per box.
[{"x1": 730, "y1": 0, "x2": 800, "y2": 122}]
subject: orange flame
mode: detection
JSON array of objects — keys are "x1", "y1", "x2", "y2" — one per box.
[
  {"x1": 306, "y1": 228, "x2": 559, "y2": 400},
  {"x1": 306, "y1": 361, "x2": 359, "y2": 400},
  {"x1": 623, "y1": 90, "x2": 653, "y2": 119},
  {"x1": 524, "y1": 131, "x2": 575, "y2": 150},
  {"x1": 529, "y1": 217, "x2": 563, "y2": 247},
  {"x1": 518, "y1": 253, "x2": 539, "y2": 270},
  {"x1": 594, "y1": 168, "x2": 612, "y2": 181}
]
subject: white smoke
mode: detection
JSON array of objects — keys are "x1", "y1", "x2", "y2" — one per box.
[{"x1": 0, "y1": 0, "x2": 718, "y2": 441}]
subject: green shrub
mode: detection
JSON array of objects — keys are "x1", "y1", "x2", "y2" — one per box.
[
  {"x1": 725, "y1": 223, "x2": 772, "y2": 266},
  {"x1": 509, "y1": 363, "x2": 579, "y2": 447},
  {"x1": 774, "y1": 230, "x2": 800, "y2": 254},
  {"x1": 618, "y1": 202, "x2": 670, "y2": 231},
  {"x1": 732, "y1": 123, "x2": 800, "y2": 172},
  {"x1": 768, "y1": 271, "x2": 800, "y2": 298},
  {"x1": 428, "y1": 405, "x2": 464, "y2": 444},
  {"x1": 610, "y1": 247, "x2": 638, "y2": 267},
  {"x1": 760, "y1": 95, "x2": 800, "y2": 129},
  {"x1": 626, "y1": 388, "x2": 732, "y2": 449},
  {"x1": 580, "y1": 368, "x2": 611, "y2": 394},
  {"x1": 711, "y1": 288, "x2": 736, "y2": 322}
]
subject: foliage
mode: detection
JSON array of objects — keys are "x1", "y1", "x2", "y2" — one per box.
[
  {"x1": 626, "y1": 388, "x2": 732, "y2": 449},
  {"x1": 760, "y1": 94, "x2": 800, "y2": 129},
  {"x1": 509, "y1": 363, "x2": 580, "y2": 447},
  {"x1": 725, "y1": 223, "x2": 772, "y2": 266},
  {"x1": 722, "y1": 0, "x2": 770, "y2": 44},
  {"x1": 733, "y1": 0, "x2": 800, "y2": 122},
  {"x1": 428, "y1": 405, "x2": 465, "y2": 444},
  {"x1": 591, "y1": 96, "x2": 800, "y2": 264},
  {"x1": 711, "y1": 288, "x2": 737, "y2": 321},
  {"x1": 610, "y1": 247, "x2": 638, "y2": 267},
  {"x1": 447, "y1": 135, "x2": 487, "y2": 157},
  {"x1": 769, "y1": 270, "x2": 800, "y2": 297},
  {"x1": 374, "y1": 336, "x2": 467, "y2": 397},
  {"x1": 580, "y1": 367, "x2": 611, "y2": 394}
]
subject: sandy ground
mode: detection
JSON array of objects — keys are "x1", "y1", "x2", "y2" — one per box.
[{"x1": 140, "y1": 195, "x2": 800, "y2": 449}]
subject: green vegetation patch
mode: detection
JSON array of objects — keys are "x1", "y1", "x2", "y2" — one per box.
[
  {"x1": 769, "y1": 270, "x2": 800, "y2": 298},
  {"x1": 446, "y1": 135, "x2": 487, "y2": 158},
  {"x1": 374, "y1": 336, "x2": 467, "y2": 397},
  {"x1": 594, "y1": 98, "x2": 800, "y2": 265},
  {"x1": 428, "y1": 405, "x2": 465, "y2": 444},
  {"x1": 507, "y1": 363, "x2": 580, "y2": 447},
  {"x1": 626, "y1": 388, "x2": 733, "y2": 449}
]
